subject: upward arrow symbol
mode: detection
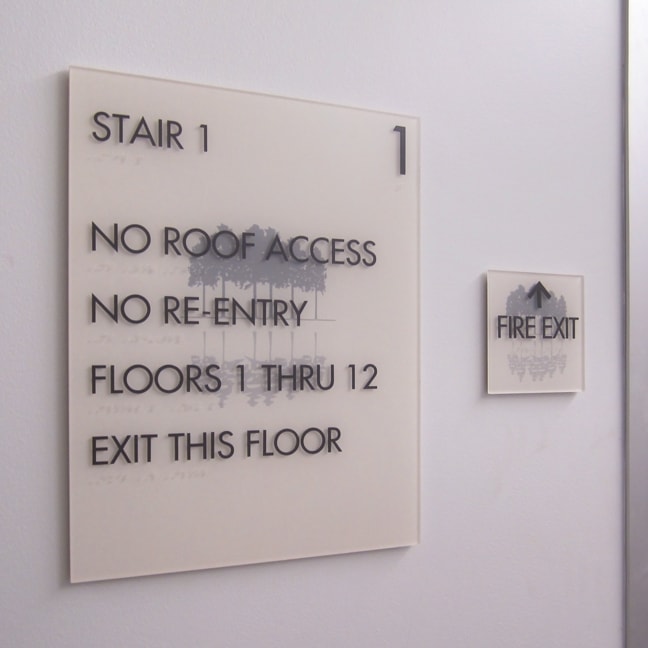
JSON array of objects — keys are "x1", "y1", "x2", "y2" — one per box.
[{"x1": 528, "y1": 281, "x2": 551, "y2": 308}]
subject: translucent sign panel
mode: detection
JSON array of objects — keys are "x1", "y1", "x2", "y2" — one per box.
[
  {"x1": 68, "y1": 67, "x2": 419, "y2": 582},
  {"x1": 487, "y1": 270, "x2": 584, "y2": 394}
]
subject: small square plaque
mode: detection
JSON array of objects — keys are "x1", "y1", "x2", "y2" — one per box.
[{"x1": 487, "y1": 270, "x2": 584, "y2": 394}]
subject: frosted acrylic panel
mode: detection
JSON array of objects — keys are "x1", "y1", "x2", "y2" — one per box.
[
  {"x1": 68, "y1": 67, "x2": 419, "y2": 582},
  {"x1": 487, "y1": 270, "x2": 584, "y2": 394}
]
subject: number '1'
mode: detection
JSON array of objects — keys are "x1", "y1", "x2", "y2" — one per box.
[
  {"x1": 200, "y1": 124, "x2": 208, "y2": 152},
  {"x1": 393, "y1": 125, "x2": 406, "y2": 175}
]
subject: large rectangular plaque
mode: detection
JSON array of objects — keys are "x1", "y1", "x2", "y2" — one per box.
[{"x1": 68, "y1": 67, "x2": 419, "y2": 582}]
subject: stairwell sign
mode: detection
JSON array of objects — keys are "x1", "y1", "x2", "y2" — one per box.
[
  {"x1": 68, "y1": 67, "x2": 419, "y2": 582},
  {"x1": 487, "y1": 270, "x2": 584, "y2": 394}
]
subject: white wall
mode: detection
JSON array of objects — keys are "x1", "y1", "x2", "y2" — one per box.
[{"x1": 0, "y1": 1, "x2": 623, "y2": 646}]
